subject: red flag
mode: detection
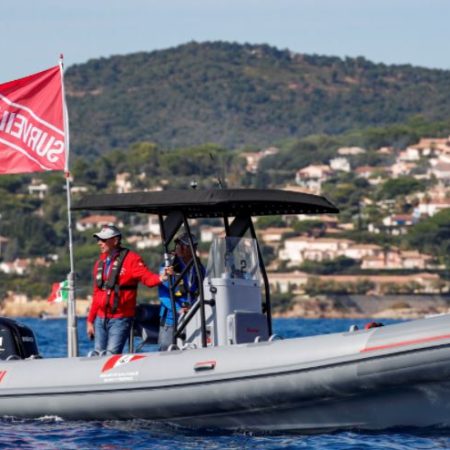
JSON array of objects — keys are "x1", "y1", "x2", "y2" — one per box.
[{"x1": 0, "y1": 66, "x2": 67, "y2": 174}]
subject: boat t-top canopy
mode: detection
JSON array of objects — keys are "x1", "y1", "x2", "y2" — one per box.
[
  {"x1": 72, "y1": 188, "x2": 339, "y2": 217},
  {"x1": 73, "y1": 188, "x2": 338, "y2": 347}
]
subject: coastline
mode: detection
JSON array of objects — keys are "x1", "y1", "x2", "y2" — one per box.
[
  {"x1": 0, "y1": 298, "x2": 90, "y2": 318},
  {"x1": 273, "y1": 293, "x2": 450, "y2": 319},
  {"x1": 1, "y1": 294, "x2": 449, "y2": 319}
]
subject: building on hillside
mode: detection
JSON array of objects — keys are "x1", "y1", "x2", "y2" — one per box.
[
  {"x1": 361, "y1": 249, "x2": 433, "y2": 270},
  {"x1": 28, "y1": 181, "x2": 48, "y2": 199},
  {"x1": 414, "y1": 197, "x2": 450, "y2": 218},
  {"x1": 343, "y1": 244, "x2": 382, "y2": 260},
  {"x1": 390, "y1": 161, "x2": 417, "y2": 178},
  {"x1": 397, "y1": 148, "x2": 421, "y2": 162},
  {"x1": 279, "y1": 237, "x2": 353, "y2": 265},
  {"x1": 409, "y1": 137, "x2": 450, "y2": 157},
  {"x1": 70, "y1": 185, "x2": 89, "y2": 194},
  {"x1": 258, "y1": 227, "x2": 294, "y2": 244},
  {"x1": 76, "y1": 215, "x2": 122, "y2": 232},
  {"x1": 329, "y1": 157, "x2": 350, "y2": 172},
  {"x1": 429, "y1": 156, "x2": 450, "y2": 183},
  {"x1": 295, "y1": 164, "x2": 332, "y2": 193},
  {"x1": 240, "y1": 147, "x2": 279, "y2": 173},
  {"x1": 355, "y1": 166, "x2": 389, "y2": 185},
  {"x1": 267, "y1": 271, "x2": 309, "y2": 293},
  {"x1": 0, "y1": 259, "x2": 29, "y2": 275},
  {"x1": 337, "y1": 146, "x2": 366, "y2": 156},
  {"x1": 126, "y1": 234, "x2": 161, "y2": 249},
  {"x1": 200, "y1": 226, "x2": 225, "y2": 243},
  {"x1": 116, "y1": 173, "x2": 133, "y2": 193},
  {"x1": 382, "y1": 214, "x2": 414, "y2": 234}
]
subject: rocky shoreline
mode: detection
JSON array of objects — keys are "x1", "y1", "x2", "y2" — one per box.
[
  {"x1": 0, "y1": 298, "x2": 90, "y2": 318},
  {"x1": 1, "y1": 294, "x2": 449, "y2": 320},
  {"x1": 273, "y1": 294, "x2": 450, "y2": 319}
]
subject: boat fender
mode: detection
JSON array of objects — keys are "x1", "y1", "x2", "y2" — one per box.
[
  {"x1": 194, "y1": 360, "x2": 216, "y2": 371},
  {"x1": 364, "y1": 321, "x2": 384, "y2": 330},
  {"x1": 269, "y1": 334, "x2": 283, "y2": 342}
]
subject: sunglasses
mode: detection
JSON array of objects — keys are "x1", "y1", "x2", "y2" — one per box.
[{"x1": 95, "y1": 237, "x2": 114, "y2": 243}]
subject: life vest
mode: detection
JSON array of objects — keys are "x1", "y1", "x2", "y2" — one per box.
[{"x1": 95, "y1": 248, "x2": 129, "y2": 314}]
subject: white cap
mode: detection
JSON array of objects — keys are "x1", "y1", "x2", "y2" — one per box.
[{"x1": 93, "y1": 225, "x2": 121, "y2": 240}]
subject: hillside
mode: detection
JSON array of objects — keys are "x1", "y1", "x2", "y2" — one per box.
[{"x1": 65, "y1": 41, "x2": 450, "y2": 156}]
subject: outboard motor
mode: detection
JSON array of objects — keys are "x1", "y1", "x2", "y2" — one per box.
[{"x1": 0, "y1": 317, "x2": 40, "y2": 360}]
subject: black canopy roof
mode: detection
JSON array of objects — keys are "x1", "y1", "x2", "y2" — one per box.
[{"x1": 72, "y1": 189, "x2": 339, "y2": 218}]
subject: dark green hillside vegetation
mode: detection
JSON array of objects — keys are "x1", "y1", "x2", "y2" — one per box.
[{"x1": 65, "y1": 41, "x2": 450, "y2": 157}]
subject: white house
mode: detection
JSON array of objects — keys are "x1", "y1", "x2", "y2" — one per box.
[
  {"x1": 416, "y1": 198, "x2": 450, "y2": 217},
  {"x1": 267, "y1": 271, "x2": 309, "y2": 293},
  {"x1": 279, "y1": 237, "x2": 352, "y2": 265},
  {"x1": 115, "y1": 173, "x2": 133, "y2": 193},
  {"x1": 295, "y1": 164, "x2": 332, "y2": 193},
  {"x1": 329, "y1": 157, "x2": 350, "y2": 172},
  {"x1": 337, "y1": 146, "x2": 366, "y2": 156},
  {"x1": 28, "y1": 182, "x2": 48, "y2": 199},
  {"x1": 259, "y1": 227, "x2": 293, "y2": 244},
  {"x1": 76, "y1": 215, "x2": 122, "y2": 232},
  {"x1": 344, "y1": 243, "x2": 382, "y2": 260},
  {"x1": 200, "y1": 226, "x2": 225, "y2": 243},
  {"x1": 429, "y1": 156, "x2": 450, "y2": 182}
]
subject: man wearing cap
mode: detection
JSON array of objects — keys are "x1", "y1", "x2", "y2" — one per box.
[
  {"x1": 87, "y1": 225, "x2": 171, "y2": 354},
  {"x1": 158, "y1": 232, "x2": 205, "y2": 351}
]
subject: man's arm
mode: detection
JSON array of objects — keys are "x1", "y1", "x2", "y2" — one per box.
[{"x1": 132, "y1": 253, "x2": 166, "y2": 287}]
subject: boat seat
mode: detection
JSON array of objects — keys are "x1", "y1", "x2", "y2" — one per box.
[
  {"x1": 130, "y1": 304, "x2": 160, "y2": 352},
  {"x1": 227, "y1": 311, "x2": 269, "y2": 345}
]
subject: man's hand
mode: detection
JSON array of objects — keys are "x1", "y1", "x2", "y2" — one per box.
[
  {"x1": 160, "y1": 265, "x2": 174, "y2": 282},
  {"x1": 87, "y1": 322, "x2": 95, "y2": 341}
]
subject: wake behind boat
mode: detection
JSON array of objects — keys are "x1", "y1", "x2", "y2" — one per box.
[{"x1": 0, "y1": 188, "x2": 450, "y2": 432}]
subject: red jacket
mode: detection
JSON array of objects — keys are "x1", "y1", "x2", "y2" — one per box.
[{"x1": 87, "y1": 249, "x2": 161, "y2": 323}]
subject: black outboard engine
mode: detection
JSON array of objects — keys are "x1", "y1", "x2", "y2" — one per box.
[{"x1": 0, "y1": 317, "x2": 40, "y2": 360}]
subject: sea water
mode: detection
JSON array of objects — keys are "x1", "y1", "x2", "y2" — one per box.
[{"x1": 1, "y1": 317, "x2": 450, "y2": 449}]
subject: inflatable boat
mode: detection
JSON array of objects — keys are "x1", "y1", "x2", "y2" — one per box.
[{"x1": 0, "y1": 189, "x2": 449, "y2": 432}]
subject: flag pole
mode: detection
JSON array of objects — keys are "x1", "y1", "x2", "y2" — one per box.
[{"x1": 59, "y1": 55, "x2": 78, "y2": 358}]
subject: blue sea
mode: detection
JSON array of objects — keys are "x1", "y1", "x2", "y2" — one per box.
[{"x1": 2, "y1": 317, "x2": 450, "y2": 449}]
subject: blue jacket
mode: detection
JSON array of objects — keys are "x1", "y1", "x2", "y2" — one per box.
[{"x1": 158, "y1": 256, "x2": 205, "y2": 326}]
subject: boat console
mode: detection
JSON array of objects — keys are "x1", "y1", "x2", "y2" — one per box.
[{"x1": 185, "y1": 236, "x2": 268, "y2": 347}]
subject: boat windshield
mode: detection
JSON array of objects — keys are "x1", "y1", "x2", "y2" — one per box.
[{"x1": 205, "y1": 236, "x2": 261, "y2": 282}]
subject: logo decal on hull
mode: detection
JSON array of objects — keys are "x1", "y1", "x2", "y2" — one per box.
[
  {"x1": 0, "y1": 370, "x2": 7, "y2": 382},
  {"x1": 101, "y1": 354, "x2": 146, "y2": 373}
]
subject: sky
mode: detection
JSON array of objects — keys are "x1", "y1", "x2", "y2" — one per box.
[{"x1": 1, "y1": 0, "x2": 450, "y2": 82}]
